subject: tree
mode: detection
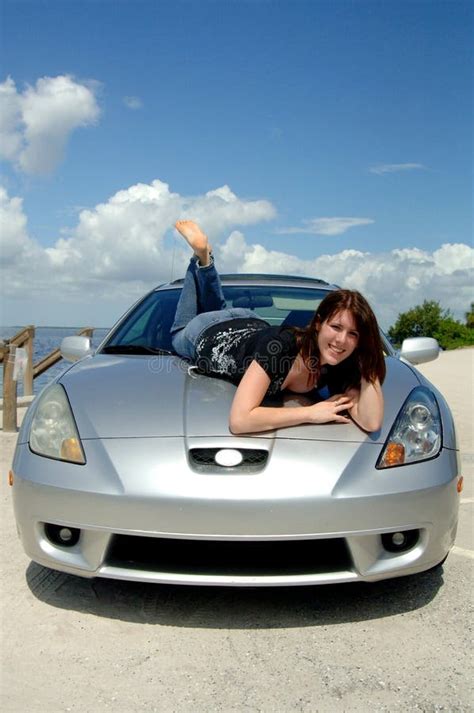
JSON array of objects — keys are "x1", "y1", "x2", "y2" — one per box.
[
  {"x1": 388, "y1": 300, "x2": 474, "y2": 350},
  {"x1": 466, "y1": 303, "x2": 474, "y2": 329},
  {"x1": 388, "y1": 301, "x2": 447, "y2": 343}
]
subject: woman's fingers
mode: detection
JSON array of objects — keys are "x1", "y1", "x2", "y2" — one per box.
[
  {"x1": 309, "y1": 399, "x2": 353, "y2": 424},
  {"x1": 334, "y1": 414, "x2": 351, "y2": 423},
  {"x1": 333, "y1": 396, "x2": 353, "y2": 409}
]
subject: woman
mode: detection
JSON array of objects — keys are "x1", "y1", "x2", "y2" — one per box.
[{"x1": 171, "y1": 220, "x2": 385, "y2": 434}]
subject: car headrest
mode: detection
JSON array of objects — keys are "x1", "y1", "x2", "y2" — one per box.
[
  {"x1": 281, "y1": 310, "x2": 315, "y2": 328},
  {"x1": 232, "y1": 295, "x2": 274, "y2": 308}
]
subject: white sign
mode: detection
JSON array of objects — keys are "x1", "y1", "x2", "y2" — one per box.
[{"x1": 13, "y1": 347, "x2": 28, "y2": 382}]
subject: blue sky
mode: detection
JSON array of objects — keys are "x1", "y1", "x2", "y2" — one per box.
[{"x1": 0, "y1": 0, "x2": 472, "y2": 328}]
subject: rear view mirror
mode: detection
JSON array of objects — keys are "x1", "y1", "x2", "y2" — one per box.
[
  {"x1": 399, "y1": 337, "x2": 440, "y2": 365},
  {"x1": 60, "y1": 336, "x2": 92, "y2": 362}
]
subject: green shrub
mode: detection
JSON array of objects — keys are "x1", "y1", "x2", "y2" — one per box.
[
  {"x1": 388, "y1": 300, "x2": 474, "y2": 350},
  {"x1": 466, "y1": 303, "x2": 474, "y2": 329}
]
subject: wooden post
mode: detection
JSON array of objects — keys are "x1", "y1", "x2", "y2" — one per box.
[
  {"x1": 23, "y1": 326, "x2": 35, "y2": 396},
  {"x1": 3, "y1": 344, "x2": 18, "y2": 432}
]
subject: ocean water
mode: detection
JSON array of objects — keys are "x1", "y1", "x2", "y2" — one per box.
[{"x1": 0, "y1": 326, "x2": 110, "y2": 396}]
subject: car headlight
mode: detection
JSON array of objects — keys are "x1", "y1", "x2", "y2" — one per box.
[
  {"x1": 377, "y1": 386, "x2": 442, "y2": 469},
  {"x1": 29, "y1": 384, "x2": 85, "y2": 464}
]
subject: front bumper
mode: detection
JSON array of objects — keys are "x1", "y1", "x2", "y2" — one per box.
[{"x1": 11, "y1": 438, "x2": 460, "y2": 586}]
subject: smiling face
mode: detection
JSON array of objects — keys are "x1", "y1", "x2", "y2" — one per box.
[{"x1": 316, "y1": 309, "x2": 359, "y2": 366}]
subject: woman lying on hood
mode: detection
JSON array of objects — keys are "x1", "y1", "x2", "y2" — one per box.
[{"x1": 170, "y1": 220, "x2": 385, "y2": 434}]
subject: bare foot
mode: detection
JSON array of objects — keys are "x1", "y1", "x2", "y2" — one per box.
[{"x1": 175, "y1": 220, "x2": 211, "y2": 265}]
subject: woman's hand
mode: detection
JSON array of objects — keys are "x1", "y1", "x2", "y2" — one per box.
[{"x1": 306, "y1": 395, "x2": 354, "y2": 424}]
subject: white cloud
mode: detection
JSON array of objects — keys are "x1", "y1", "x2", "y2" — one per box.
[
  {"x1": 1, "y1": 180, "x2": 472, "y2": 329},
  {"x1": 0, "y1": 188, "x2": 42, "y2": 266},
  {"x1": 276, "y1": 217, "x2": 374, "y2": 236},
  {"x1": 123, "y1": 96, "x2": 143, "y2": 110},
  {"x1": 0, "y1": 75, "x2": 100, "y2": 175},
  {"x1": 369, "y1": 163, "x2": 426, "y2": 175},
  {"x1": 0, "y1": 78, "x2": 23, "y2": 162},
  {"x1": 1, "y1": 180, "x2": 276, "y2": 307},
  {"x1": 179, "y1": 185, "x2": 276, "y2": 238}
]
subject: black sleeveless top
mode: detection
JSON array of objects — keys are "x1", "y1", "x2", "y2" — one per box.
[{"x1": 194, "y1": 318, "x2": 359, "y2": 397}]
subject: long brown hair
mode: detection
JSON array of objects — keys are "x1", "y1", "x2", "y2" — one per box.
[{"x1": 294, "y1": 289, "x2": 386, "y2": 386}]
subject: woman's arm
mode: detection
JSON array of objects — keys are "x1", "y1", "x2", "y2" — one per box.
[
  {"x1": 229, "y1": 360, "x2": 353, "y2": 434},
  {"x1": 346, "y1": 378, "x2": 384, "y2": 432}
]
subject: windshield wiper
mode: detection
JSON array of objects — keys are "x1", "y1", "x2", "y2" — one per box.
[{"x1": 101, "y1": 344, "x2": 173, "y2": 355}]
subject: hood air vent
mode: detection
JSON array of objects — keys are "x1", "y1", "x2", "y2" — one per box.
[{"x1": 189, "y1": 448, "x2": 268, "y2": 473}]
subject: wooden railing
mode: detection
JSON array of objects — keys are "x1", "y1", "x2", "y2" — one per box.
[{"x1": 1, "y1": 327, "x2": 94, "y2": 432}]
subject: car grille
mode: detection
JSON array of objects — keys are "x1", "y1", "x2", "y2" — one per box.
[
  {"x1": 189, "y1": 448, "x2": 268, "y2": 472},
  {"x1": 106, "y1": 536, "x2": 352, "y2": 576}
]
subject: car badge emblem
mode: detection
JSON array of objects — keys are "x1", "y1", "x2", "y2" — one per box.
[{"x1": 214, "y1": 449, "x2": 243, "y2": 467}]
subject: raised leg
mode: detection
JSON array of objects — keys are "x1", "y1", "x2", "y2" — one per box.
[{"x1": 170, "y1": 221, "x2": 226, "y2": 336}]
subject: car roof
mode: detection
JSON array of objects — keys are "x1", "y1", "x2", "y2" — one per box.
[{"x1": 157, "y1": 273, "x2": 339, "y2": 291}]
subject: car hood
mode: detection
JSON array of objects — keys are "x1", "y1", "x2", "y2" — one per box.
[{"x1": 59, "y1": 354, "x2": 421, "y2": 443}]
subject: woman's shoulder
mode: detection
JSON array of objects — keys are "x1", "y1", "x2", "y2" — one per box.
[{"x1": 252, "y1": 324, "x2": 298, "y2": 352}]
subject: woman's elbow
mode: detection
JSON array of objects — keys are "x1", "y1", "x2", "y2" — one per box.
[
  {"x1": 229, "y1": 413, "x2": 247, "y2": 435},
  {"x1": 356, "y1": 414, "x2": 383, "y2": 433},
  {"x1": 366, "y1": 419, "x2": 383, "y2": 433}
]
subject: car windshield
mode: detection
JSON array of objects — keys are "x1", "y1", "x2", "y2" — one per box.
[{"x1": 101, "y1": 285, "x2": 330, "y2": 354}]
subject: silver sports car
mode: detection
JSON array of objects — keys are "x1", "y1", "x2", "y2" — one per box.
[{"x1": 11, "y1": 275, "x2": 460, "y2": 586}]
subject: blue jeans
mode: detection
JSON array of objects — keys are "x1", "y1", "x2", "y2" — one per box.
[{"x1": 170, "y1": 257, "x2": 255, "y2": 361}]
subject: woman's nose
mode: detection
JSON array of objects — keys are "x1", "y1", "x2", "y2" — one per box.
[{"x1": 336, "y1": 331, "x2": 351, "y2": 347}]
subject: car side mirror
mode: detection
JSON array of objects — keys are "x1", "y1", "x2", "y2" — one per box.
[
  {"x1": 399, "y1": 337, "x2": 440, "y2": 365},
  {"x1": 60, "y1": 336, "x2": 92, "y2": 362}
]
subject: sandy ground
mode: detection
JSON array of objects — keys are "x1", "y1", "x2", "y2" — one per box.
[{"x1": 1, "y1": 349, "x2": 472, "y2": 712}]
